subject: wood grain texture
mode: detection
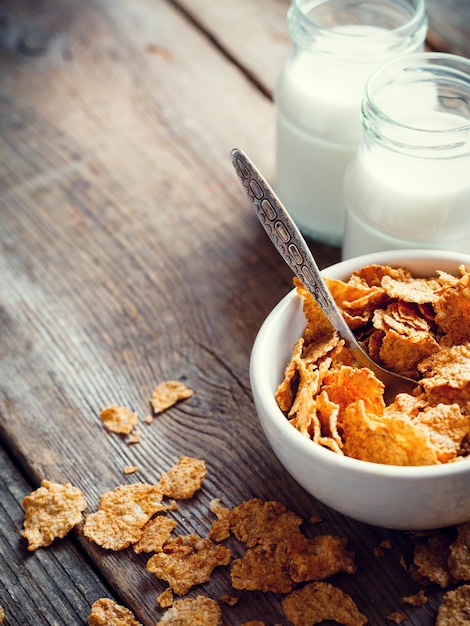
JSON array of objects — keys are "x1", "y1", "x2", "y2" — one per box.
[
  {"x1": 0, "y1": 0, "x2": 466, "y2": 624},
  {"x1": 426, "y1": 0, "x2": 470, "y2": 57},
  {"x1": 0, "y1": 446, "x2": 113, "y2": 625}
]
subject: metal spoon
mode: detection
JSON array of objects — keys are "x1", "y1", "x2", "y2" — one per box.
[{"x1": 231, "y1": 148, "x2": 418, "y2": 400}]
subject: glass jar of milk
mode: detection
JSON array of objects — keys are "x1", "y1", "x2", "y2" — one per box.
[
  {"x1": 275, "y1": 0, "x2": 427, "y2": 246},
  {"x1": 343, "y1": 53, "x2": 470, "y2": 259}
]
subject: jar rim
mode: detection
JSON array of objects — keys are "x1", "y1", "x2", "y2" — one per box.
[
  {"x1": 362, "y1": 53, "x2": 470, "y2": 157},
  {"x1": 290, "y1": 0, "x2": 428, "y2": 42}
]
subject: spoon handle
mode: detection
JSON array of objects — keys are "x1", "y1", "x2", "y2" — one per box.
[
  {"x1": 231, "y1": 148, "x2": 418, "y2": 398},
  {"x1": 230, "y1": 148, "x2": 356, "y2": 346}
]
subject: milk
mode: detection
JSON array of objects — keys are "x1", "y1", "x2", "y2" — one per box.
[
  {"x1": 274, "y1": 24, "x2": 425, "y2": 246},
  {"x1": 276, "y1": 115, "x2": 357, "y2": 245},
  {"x1": 343, "y1": 108, "x2": 470, "y2": 258}
]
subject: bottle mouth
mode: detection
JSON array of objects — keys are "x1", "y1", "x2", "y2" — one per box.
[
  {"x1": 289, "y1": 0, "x2": 428, "y2": 57},
  {"x1": 363, "y1": 53, "x2": 470, "y2": 157}
]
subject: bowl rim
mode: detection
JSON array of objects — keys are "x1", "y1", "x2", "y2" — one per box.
[{"x1": 250, "y1": 248, "x2": 470, "y2": 478}]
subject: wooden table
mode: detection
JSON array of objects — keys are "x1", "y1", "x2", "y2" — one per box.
[{"x1": 1, "y1": 1, "x2": 469, "y2": 624}]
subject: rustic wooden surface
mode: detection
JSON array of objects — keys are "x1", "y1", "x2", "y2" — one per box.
[{"x1": 0, "y1": 1, "x2": 468, "y2": 624}]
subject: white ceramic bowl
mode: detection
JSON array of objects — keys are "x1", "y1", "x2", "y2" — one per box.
[{"x1": 250, "y1": 250, "x2": 470, "y2": 530}]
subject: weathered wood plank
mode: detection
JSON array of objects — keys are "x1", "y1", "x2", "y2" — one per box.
[
  {"x1": 0, "y1": 446, "x2": 114, "y2": 626},
  {"x1": 426, "y1": 0, "x2": 470, "y2": 57}
]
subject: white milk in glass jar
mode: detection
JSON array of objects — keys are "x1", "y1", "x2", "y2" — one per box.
[
  {"x1": 343, "y1": 53, "x2": 470, "y2": 259},
  {"x1": 275, "y1": 0, "x2": 427, "y2": 246}
]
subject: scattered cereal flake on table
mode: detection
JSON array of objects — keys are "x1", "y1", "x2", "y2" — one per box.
[
  {"x1": 220, "y1": 595, "x2": 238, "y2": 606},
  {"x1": 0, "y1": 606, "x2": 4, "y2": 624},
  {"x1": 231, "y1": 540, "x2": 293, "y2": 594},
  {"x1": 449, "y1": 522, "x2": 470, "y2": 581},
  {"x1": 386, "y1": 611, "x2": 408, "y2": 623},
  {"x1": 158, "y1": 456, "x2": 207, "y2": 499},
  {"x1": 282, "y1": 581, "x2": 367, "y2": 626},
  {"x1": 132, "y1": 516, "x2": 177, "y2": 553},
  {"x1": 83, "y1": 483, "x2": 164, "y2": 550},
  {"x1": 127, "y1": 431, "x2": 140, "y2": 445},
  {"x1": 100, "y1": 404, "x2": 138, "y2": 435},
  {"x1": 402, "y1": 589, "x2": 427, "y2": 606},
  {"x1": 412, "y1": 531, "x2": 457, "y2": 588},
  {"x1": 143, "y1": 414, "x2": 153, "y2": 424},
  {"x1": 83, "y1": 508, "x2": 148, "y2": 550},
  {"x1": 208, "y1": 498, "x2": 231, "y2": 542},
  {"x1": 436, "y1": 585, "x2": 470, "y2": 626},
  {"x1": 229, "y1": 498, "x2": 302, "y2": 548},
  {"x1": 87, "y1": 598, "x2": 142, "y2": 626},
  {"x1": 156, "y1": 588, "x2": 173, "y2": 609},
  {"x1": 287, "y1": 532, "x2": 356, "y2": 582},
  {"x1": 99, "y1": 483, "x2": 164, "y2": 517},
  {"x1": 22, "y1": 480, "x2": 87, "y2": 551},
  {"x1": 123, "y1": 466, "x2": 139, "y2": 475},
  {"x1": 241, "y1": 622, "x2": 265, "y2": 626},
  {"x1": 146, "y1": 534, "x2": 231, "y2": 595},
  {"x1": 151, "y1": 380, "x2": 193, "y2": 414},
  {"x1": 155, "y1": 595, "x2": 222, "y2": 626}
]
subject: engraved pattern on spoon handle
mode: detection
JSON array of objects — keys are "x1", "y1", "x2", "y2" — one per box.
[{"x1": 230, "y1": 148, "x2": 355, "y2": 344}]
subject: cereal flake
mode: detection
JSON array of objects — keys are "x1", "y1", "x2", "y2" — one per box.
[
  {"x1": 287, "y1": 532, "x2": 356, "y2": 582},
  {"x1": 132, "y1": 516, "x2": 177, "y2": 554},
  {"x1": 83, "y1": 483, "x2": 163, "y2": 550},
  {"x1": 436, "y1": 585, "x2": 470, "y2": 626},
  {"x1": 282, "y1": 581, "x2": 367, "y2": 626},
  {"x1": 449, "y1": 522, "x2": 470, "y2": 581},
  {"x1": 22, "y1": 480, "x2": 87, "y2": 551},
  {"x1": 156, "y1": 596, "x2": 222, "y2": 626},
  {"x1": 229, "y1": 498, "x2": 302, "y2": 547},
  {"x1": 100, "y1": 405, "x2": 138, "y2": 435},
  {"x1": 208, "y1": 498, "x2": 231, "y2": 542},
  {"x1": 151, "y1": 381, "x2": 193, "y2": 414},
  {"x1": 156, "y1": 588, "x2": 173, "y2": 609},
  {"x1": 231, "y1": 540, "x2": 293, "y2": 594},
  {"x1": 146, "y1": 534, "x2": 231, "y2": 595},
  {"x1": 87, "y1": 598, "x2": 142, "y2": 626},
  {"x1": 386, "y1": 612, "x2": 408, "y2": 623},
  {"x1": 158, "y1": 456, "x2": 207, "y2": 499}
]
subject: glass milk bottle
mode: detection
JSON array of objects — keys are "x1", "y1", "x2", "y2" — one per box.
[
  {"x1": 343, "y1": 53, "x2": 470, "y2": 259},
  {"x1": 275, "y1": 0, "x2": 427, "y2": 246}
]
